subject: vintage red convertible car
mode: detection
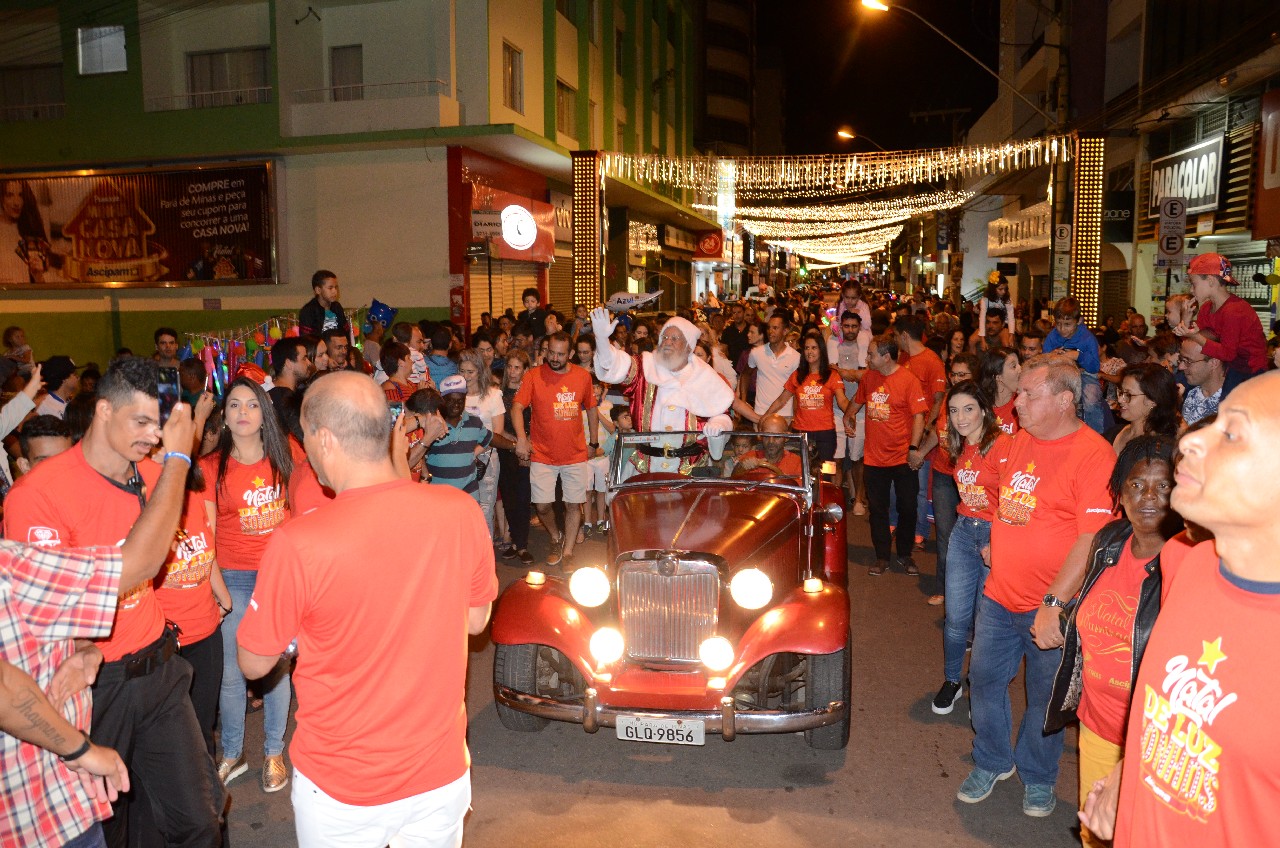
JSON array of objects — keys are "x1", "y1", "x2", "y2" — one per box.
[{"x1": 491, "y1": 431, "x2": 851, "y2": 749}]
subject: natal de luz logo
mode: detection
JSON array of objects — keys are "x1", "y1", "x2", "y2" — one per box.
[
  {"x1": 867, "y1": 388, "x2": 891, "y2": 421},
  {"x1": 955, "y1": 458, "x2": 988, "y2": 511},
  {"x1": 62, "y1": 178, "x2": 168, "y2": 282},
  {"x1": 1137, "y1": 637, "x2": 1237, "y2": 823},
  {"x1": 553, "y1": 385, "x2": 578, "y2": 421},
  {"x1": 239, "y1": 475, "x2": 285, "y2": 535},
  {"x1": 998, "y1": 461, "x2": 1039, "y2": 525}
]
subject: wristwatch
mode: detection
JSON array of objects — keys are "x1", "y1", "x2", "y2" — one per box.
[
  {"x1": 1042, "y1": 593, "x2": 1067, "y2": 609},
  {"x1": 589, "y1": 442, "x2": 600, "y2": 448}
]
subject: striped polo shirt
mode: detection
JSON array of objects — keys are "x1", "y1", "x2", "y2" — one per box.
[{"x1": 425, "y1": 412, "x2": 491, "y2": 498}]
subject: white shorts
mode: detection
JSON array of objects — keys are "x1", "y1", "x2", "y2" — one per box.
[
  {"x1": 530, "y1": 461, "x2": 591, "y2": 504},
  {"x1": 587, "y1": 455, "x2": 611, "y2": 492},
  {"x1": 293, "y1": 768, "x2": 470, "y2": 848},
  {"x1": 846, "y1": 407, "x2": 866, "y2": 462}
]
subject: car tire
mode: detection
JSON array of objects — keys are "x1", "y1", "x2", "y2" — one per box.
[
  {"x1": 803, "y1": 638, "x2": 851, "y2": 750},
  {"x1": 493, "y1": 643, "x2": 550, "y2": 732}
]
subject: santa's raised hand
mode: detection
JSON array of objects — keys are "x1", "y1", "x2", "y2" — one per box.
[{"x1": 590, "y1": 306, "x2": 618, "y2": 343}]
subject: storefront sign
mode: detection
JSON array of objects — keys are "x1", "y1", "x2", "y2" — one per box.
[
  {"x1": 471, "y1": 209, "x2": 502, "y2": 238},
  {"x1": 693, "y1": 229, "x2": 723, "y2": 259},
  {"x1": 1156, "y1": 197, "x2": 1187, "y2": 268},
  {"x1": 1255, "y1": 89, "x2": 1280, "y2": 239},
  {"x1": 1103, "y1": 191, "x2": 1135, "y2": 243},
  {"x1": 470, "y1": 187, "x2": 554, "y2": 263},
  {"x1": 550, "y1": 191, "x2": 573, "y2": 242},
  {"x1": 659, "y1": 225, "x2": 696, "y2": 253},
  {"x1": 1147, "y1": 135, "x2": 1224, "y2": 218},
  {"x1": 0, "y1": 162, "x2": 274, "y2": 289},
  {"x1": 987, "y1": 201, "x2": 1050, "y2": 256}
]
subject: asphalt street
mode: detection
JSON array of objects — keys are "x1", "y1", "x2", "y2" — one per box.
[{"x1": 226, "y1": 510, "x2": 1084, "y2": 847}]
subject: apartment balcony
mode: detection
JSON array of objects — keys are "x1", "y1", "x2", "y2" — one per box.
[
  {"x1": 285, "y1": 79, "x2": 460, "y2": 137},
  {"x1": 145, "y1": 86, "x2": 273, "y2": 113},
  {"x1": 0, "y1": 102, "x2": 65, "y2": 122}
]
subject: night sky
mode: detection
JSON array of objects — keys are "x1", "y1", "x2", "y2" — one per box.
[{"x1": 758, "y1": 0, "x2": 1002, "y2": 156}]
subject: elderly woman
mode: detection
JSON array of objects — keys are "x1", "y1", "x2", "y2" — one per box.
[
  {"x1": 1110, "y1": 362, "x2": 1180, "y2": 454},
  {"x1": 1045, "y1": 436, "x2": 1180, "y2": 848}
]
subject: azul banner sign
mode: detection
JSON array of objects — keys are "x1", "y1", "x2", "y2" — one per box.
[
  {"x1": 1147, "y1": 135, "x2": 1224, "y2": 219},
  {"x1": 0, "y1": 162, "x2": 274, "y2": 289}
]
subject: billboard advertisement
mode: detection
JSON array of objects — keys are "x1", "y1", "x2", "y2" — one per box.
[{"x1": 0, "y1": 162, "x2": 275, "y2": 289}]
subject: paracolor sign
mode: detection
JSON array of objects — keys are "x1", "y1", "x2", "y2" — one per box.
[{"x1": 1147, "y1": 135, "x2": 1224, "y2": 219}]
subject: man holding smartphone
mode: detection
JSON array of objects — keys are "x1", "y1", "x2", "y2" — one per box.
[{"x1": 4, "y1": 357, "x2": 223, "y2": 847}]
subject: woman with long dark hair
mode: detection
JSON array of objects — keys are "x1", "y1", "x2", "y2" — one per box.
[
  {"x1": 1, "y1": 179, "x2": 58, "y2": 283},
  {"x1": 759, "y1": 329, "x2": 849, "y2": 463},
  {"x1": 977, "y1": 276, "x2": 1015, "y2": 340},
  {"x1": 1110, "y1": 362, "x2": 1180, "y2": 454},
  {"x1": 200, "y1": 376, "x2": 296, "y2": 792},
  {"x1": 929, "y1": 379, "x2": 1012, "y2": 716},
  {"x1": 979, "y1": 346, "x2": 1021, "y2": 435}
]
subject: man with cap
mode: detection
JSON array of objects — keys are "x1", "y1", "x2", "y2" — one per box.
[
  {"x1": 420, "y1": 375, "x2": 492, "y2": 502},
  {"x1": 34, "y1": 356, "x2": 79, "y2": 419},
  {"x1": 1175, "y1": 253, "x2": 1268, "y2": 392},
  {"x1": 590, "y1": 308, "x2": 733, "y2": 475}
]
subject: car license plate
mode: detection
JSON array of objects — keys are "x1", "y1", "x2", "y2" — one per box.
[{"x1": 616, "y1": 715, "x2": 705, "y2": 746}]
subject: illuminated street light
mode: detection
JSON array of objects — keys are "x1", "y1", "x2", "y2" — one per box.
[
  {"x1": 836, "y1": 127, "x2": 887, "y2": 151},
  {"x1": 860, "y1": 0, "x2": 1055, "y2": 124}
]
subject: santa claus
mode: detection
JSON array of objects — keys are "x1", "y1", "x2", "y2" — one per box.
[{"x1": 590, "y1": 306, "x2": 732, "y2": 474}]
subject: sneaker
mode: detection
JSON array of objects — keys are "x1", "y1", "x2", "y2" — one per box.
[
  {"x1": 596, "y1": 520, "x2": 610, "y2": 533},
  {"x1": 898, "y1": 556, "x2": 919, "y2": 576},
  {"x1": 927, "y1": 594, "x2": 945, "y2": 606},
  {"x1": 546, "y1": 537, "x2": 565, "y2": 567},
  {"x1": 931, "y1": 680, "x2": 963, "y2": 715},
  {"x1": 957, "y1": 765, "x2": 1016, "y2": 804},
  {"x1": 1023, "y1": 784, "x2": 1057, "y2": 817},
  {"x1": 217, "y1": 755, "x2": 248, "y2": 786},
  {"x1": 868, "y1": 559, "x2": 888, "y2": 576},
  {"x1": 499, "y1": 544, "x2": 517, "y2": 560},
  {"x1": 516, "y1": 549, "x2": 534, "y2": 566},
  {"x1": 262, "y1": 754, "x2": 288, "y2": 793}
]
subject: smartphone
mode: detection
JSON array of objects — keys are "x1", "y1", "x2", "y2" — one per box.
[
  {"x1": 158, "y1": 367, "x2": 181, "y2": 426},
  {"x1": 388, "y1": 402, "x2": 404, "y2": 424}
]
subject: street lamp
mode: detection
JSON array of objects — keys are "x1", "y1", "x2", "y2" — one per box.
[
  {"x1": 836, "y1": 127, "x2": 888, "y2": 150},
  {"x1": 860, "y1": 0, "x2": 1056, "y2": 124}
]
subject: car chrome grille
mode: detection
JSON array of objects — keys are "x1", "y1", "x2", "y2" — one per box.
[{"x1": 618, "y1": 558, "x2": 720, "y2": 662}]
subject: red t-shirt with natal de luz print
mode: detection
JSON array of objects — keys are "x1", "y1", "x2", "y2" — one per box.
[
  {"x1": 199, "y1": 454, "x2": 291, "y2": 571},
  {"x1": 3, "y1": 444, "x2": 165, "y2": 662},
  {"x1": 986, "y1": 425, "x2": 1115, "y2": 613},
  {"x1": 855, "y1": 367, "x2": 929, "y2": 468},
  {"x1": 784, "y1": 369, "x2": 845, "y2": 432},
  {"x1": 152, "y1": 487, "x2": 221, "y2": 644},
  {"x1": 1115, "y1": 541, "x2": 1280, "y2": 848},
  {"x1": 513, "y1": 363, "x2": 597, "y2": 466}
]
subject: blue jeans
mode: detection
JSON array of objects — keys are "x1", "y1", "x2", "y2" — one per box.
[
  {"x1": 969, "y1": 594, "x2": 1065, "y2": 786},
  {"x1": 932, "y1": 471, "x2": 959, "y2": 596},
  {"x1": 64, "y1": 824, "x2": 107, "y2": 848},
  {"x1": 219, "y1": 569, "x2": 291, "y2": 759},
  {"x1": 943, "y1": 516, "x2": 990, "y2": 681}
]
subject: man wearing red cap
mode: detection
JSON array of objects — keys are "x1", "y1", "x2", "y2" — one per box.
[{"x1": 1174, "y1": 253, "x2": 1267, "y2": 391}]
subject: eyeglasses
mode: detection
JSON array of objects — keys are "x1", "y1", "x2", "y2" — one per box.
[
  {"x1": 950, "y1": 371, "x2": 971, "y2": 381},
  {"x1": 1177, "y1": 355, "x2": 1206, "y2": 366},
  {"x1": 1117, "y1": 390, "x2": 1147, "y2": 403}
]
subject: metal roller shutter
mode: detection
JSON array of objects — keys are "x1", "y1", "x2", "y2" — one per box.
[
  {"x1": 547, "y1": 256, "x2": 574, "y2": 314},
  {"x1": 469, "y1": 260, "x2": 540, "y2": 321}
]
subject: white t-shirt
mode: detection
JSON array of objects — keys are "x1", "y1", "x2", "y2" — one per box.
[
  {"x1": 465, "y1": 387, "x2": 506, "y2": 432},
  {"x1": 748, "y1": 343, "x2": 800, "y2": 416},
  {"x1": 35, "y1": 393, "x2": 67, "y2": 419}
]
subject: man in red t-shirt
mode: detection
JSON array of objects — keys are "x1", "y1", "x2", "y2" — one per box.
[
  {"x1": 895, "y1": 313, "x2": 949, "y2": 549},
  {"x1": 846, "y1": 334, "x2": 929, "y2": 576},
  {"x1": 238, "y1": 372, "x2": 497, "y2": 847},
  {"x1": 511, "y1": 332, "x2": 599, "y2": 567},
  {"x1": 959, "y1": 355, "x2": 1116, "y2": 818},
  {"x1": 3, "y1": 356, "x2": 222, "y2": 847},
  {"x1": 1079, "y1": 372, "x2": 1280, "y2": 847}
]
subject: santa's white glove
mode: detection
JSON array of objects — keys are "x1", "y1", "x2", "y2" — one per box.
[
  {"x1": 703, "y1": 414, "x2": 732, "y2": 461},
  {"x1": 590, "y1": 307, "x2": 618, "y2": 342}
]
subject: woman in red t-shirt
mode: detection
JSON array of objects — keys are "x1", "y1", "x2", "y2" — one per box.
[
  {"x1": 1045, "y1": 436, "x2": 1179, "y2": 848},
  {"x1": 929, "y1": 379, "x2": 1012, "y2": 716},
  {"x1": 201, "y1": 376, "x2": 296, "y2": 793},
  {"x1": 980, "y1": 346, "x2": 1021, "y2": 435},
  {"x1": 759, "y1": 330, "x2": 849, "y2": 463}
]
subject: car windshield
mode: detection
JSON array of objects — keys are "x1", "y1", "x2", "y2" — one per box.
[{"x1": 609, "y1": 430, "x2": 813, "y2": 493}]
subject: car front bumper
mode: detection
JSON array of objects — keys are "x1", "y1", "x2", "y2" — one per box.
[{"x1": 493, "y1": 684, "x2": 847, "y2": 741}]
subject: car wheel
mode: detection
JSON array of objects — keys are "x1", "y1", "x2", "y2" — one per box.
[
  {"x1": 803, "y1": 637, "x2": 851, "y2": 750},
  {"x1": 493, "y1": 643, "x2": 550, "y2": 732}
]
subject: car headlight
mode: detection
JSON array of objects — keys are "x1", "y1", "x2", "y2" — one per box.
[
  {"x1": 729, "y1": 568, "x2": 773, "y2": 610},
  {"x1": 699, "y1": 636, "x2": 734, "y2": 671},
  {"x1": 569, "y1": 566, "x2": 610, "y2": 608},
  {"x1": 589, "y1": 627, "x2": 625, "y2": 664}
]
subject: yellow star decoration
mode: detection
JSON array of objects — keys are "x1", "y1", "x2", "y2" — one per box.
[
  {"x1": 1198, "y1": 637, "x2": 1227, "y2": 675},
  {"x1": 1026, "y1": 461, "x2": 1036, "y2": 473},
  {"x1": 252, "y1": 476, "x2": 266, "y2": 489},
  {"x1": 964, "y1": 459, "x2": 973, "y2": 469}
]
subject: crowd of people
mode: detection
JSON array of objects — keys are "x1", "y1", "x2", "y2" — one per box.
[{"x1": 1, "y1": 256, "x2": 1278, "y2": 847}]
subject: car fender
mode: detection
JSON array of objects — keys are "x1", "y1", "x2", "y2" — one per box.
[
  {"x1": 726, "y1": 584, "x2": 850, "y2": 682},
  {"x1": 491, "y1": 581, "x2": 596, "y2": 672},
  {"x1": 819, "y1": 481, "x2": 848, "y2": 583}
]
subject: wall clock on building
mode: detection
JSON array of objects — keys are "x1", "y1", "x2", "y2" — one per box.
[{"x1": 501, "y1": 204, "x2": 537, "y2": 251}]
